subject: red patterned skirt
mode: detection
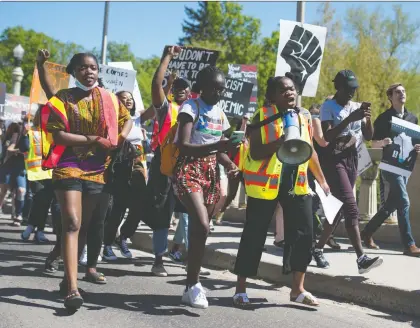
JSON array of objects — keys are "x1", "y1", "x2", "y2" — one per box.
[{"x1": 174, "y1": 155, "x2": 220, "y2": 205}]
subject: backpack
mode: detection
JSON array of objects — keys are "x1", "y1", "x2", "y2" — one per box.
[
  {"x1": 106, "y1": 140, "x2": 137, "y2": 197},
  {"x1": 160, "y1": 99, "x2": 200, "y2": 177}
]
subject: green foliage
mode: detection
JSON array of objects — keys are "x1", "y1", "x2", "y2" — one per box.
[
  {"x1": 0, "y1": 26, "x2": 83, "y2": 96},
  {"x1": 1, "y1": 2, "x2": 420, "y2": 120}
]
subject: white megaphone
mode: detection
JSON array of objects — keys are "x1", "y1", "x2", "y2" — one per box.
[{"x1": 276, "y1": 110, "x2": 313, "y2": 165}]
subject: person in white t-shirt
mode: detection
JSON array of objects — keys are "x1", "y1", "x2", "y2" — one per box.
[{"x1": 174, "y1": 66, "x2": 240, "y2": 309}]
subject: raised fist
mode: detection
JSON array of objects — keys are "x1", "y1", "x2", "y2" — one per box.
[
  {"x1": 36, "y1": 49, "x2": 50, "y2": 66},
  {"x1": 281, "y1": 25, "x2": 322, "y2": 94}
]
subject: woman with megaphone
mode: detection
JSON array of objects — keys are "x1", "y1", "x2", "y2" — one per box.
[
  {"x1": 313, "y1": 70, "x2": 383, "y2": 274},
  {"x1": 233, "y1": 76, "x2": 330, "y2": 307}
]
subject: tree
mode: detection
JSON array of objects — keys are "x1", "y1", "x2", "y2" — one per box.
[
  {"x1": 91, "y1": 41, "x2": 136, "y2": 64},
  {"x1": 180, "y1": 2, "x2": 262, "y2": 70},
  {"x1": 0, "y1": 26, "x2": 84, "y2": 96}
]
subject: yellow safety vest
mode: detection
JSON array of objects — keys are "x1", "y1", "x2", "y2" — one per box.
[
  {"x1": 24, "y1": 129, "x2": 53, "y2": 181},
  {"x1": 243, "y1": 105, "x2": 312, "y2": 200}
]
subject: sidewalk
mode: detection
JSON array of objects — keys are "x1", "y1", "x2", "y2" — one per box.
[{"x1": 132, "y1": 222, "x2": 420, "y2": 317}]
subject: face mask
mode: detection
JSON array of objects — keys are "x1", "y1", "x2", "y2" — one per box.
[
  {"x1": 75, "y1": 78, "x2": 98, "y2": 92},
  {"x1": 311, "y1": 114, "x2": 320, "y2": 119}
]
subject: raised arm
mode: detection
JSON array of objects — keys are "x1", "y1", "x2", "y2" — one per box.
[{"x1": 36, "y1": 49, "x2": 56, "y2": 99}]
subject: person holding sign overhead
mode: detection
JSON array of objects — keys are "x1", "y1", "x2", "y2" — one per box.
[
  {"x1": 144, "y1": 46, "x2": 193, "y2": 278},
  {"x1": 313, "y1": 70, "x2": 383, "y2": 273},
  {"x1": 42, "y1": 52, "x2": 132, "y2": 310}
]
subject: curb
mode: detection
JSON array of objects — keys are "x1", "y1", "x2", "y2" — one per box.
[{"x1": 131, "y1": 230, "x2": 419, "y2": 317}]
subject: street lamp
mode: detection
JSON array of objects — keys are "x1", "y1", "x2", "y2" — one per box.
[{"x1": 12, "y1": 44, "x2": 24, "y2": 96}]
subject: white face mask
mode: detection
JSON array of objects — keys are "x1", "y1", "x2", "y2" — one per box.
[{"x1": 75, "y1": 78, "x2": 99, "y2": 91}]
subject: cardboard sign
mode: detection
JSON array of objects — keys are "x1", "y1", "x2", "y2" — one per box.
[
  {"x1": 69, "y1": 64, "x2": 137, "y2": 96},
  {"x1": 29, "y1": 62, "x2": 70, "y2": 105},
  {"x1": 379, "y1": 117, "x2": 420, "y2": 178},
  {"x1": 227, "y1": 64, "x2": 257, "y2": 114},
  {"x1": 276, "y1": 20, "x2": 327, "y2": 97},
  {"x1": 108, "y1": 61, "x2": 144, "y2": 111},
  {"x1": 218, "y1": 78, "x2": 253, "y2": 119},
  {"x1": 0, "y1": 94, "x2": 38, "y2": 122},
  {"x1": 162, "y1": 46, "x2": 219, "y2": 89},
  {"x1": 357, "y1": 142, "x2": 372, "y2": 176}
]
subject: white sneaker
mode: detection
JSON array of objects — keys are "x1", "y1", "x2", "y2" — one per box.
[
  {"x1": 79, "y1": 246, "x2": 87, "y2": 266},
  {"x1": 182, "y1": 282, "x2": 208, "y2": 309}
]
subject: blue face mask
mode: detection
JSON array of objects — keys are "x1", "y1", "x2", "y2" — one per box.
[
  {"x1": 75, "y1": 78, "x2": 99, "y2": 92},
  {"x1": 311, "y1": 114, "x2": 320, "y2": 119}
]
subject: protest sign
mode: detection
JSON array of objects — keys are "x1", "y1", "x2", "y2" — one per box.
[
  {"x1": 379, "y1": 117, "x2": 420, "y2": 178},
  {"x1": 315, "y1": 180, "x2": 343, "y2": 225},
  {"x1": 0, "y1": 94, "x2": 38, "y2": 122},
  {"x1": 276, "y1": 20, "x2": 327, "y2": 97},
  {"x1": 108, "y1": 61, "x2": 144, "y2": 111},
  {"x1": 29, "y1": 62, "x2": 70, "y2": 105},
  {"x1": 227, "y1": 64, "x2": 257, "y2": 115},
  {"x1": 218, "y1": 78, "x2": 253, "y2": 119},
  {"x1": 162, "y1": 46, "x2": 219, "y2": 89},
  {"x1": 69, "y1": 64, "x2": 136, "y2": 96}
]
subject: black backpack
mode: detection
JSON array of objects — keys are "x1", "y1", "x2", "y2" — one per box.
[{"x1": 106, "y1": 140, "x2": 137, "y2": 196}]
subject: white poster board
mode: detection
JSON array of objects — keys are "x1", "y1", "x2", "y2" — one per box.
[
  {"x1": 108, "y1": 61, "x2": 144, "y2": 111},
  {"x1": 275, "y1": 19, "x2": 327, "y2": 97},
  {"x1": 357, "y1": 135, "x2": 372, "y2": 176},
  {"x1": 315, "y1": 181, "x2": 343, "y2": 225},
  {"x1": 379, "y1": 117, "x2": 420, "y2": 178},
  {"x1": 68, "y1": 64, "x2": 136, "y2": 100}
]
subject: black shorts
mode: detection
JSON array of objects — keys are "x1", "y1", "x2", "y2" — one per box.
[{"x1": 53, "y1": 178, "x2": 105, "y2": 195}]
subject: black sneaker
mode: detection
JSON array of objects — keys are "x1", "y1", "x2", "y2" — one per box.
[
  {"x1": 312, "y1": 248, "x2": 330, "y2": 269},
  {"x1": 115, "y1": 237, "x2": 133, "y2": 259},
  {"x1": 45, "y1": 257, "x2": 60, "y2": 273},
  {"x1": 357, "y1": 255, "x2": 383, "y2": 274}
]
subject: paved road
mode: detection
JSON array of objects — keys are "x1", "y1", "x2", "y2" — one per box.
[{"x1": 0, "y1": 219, "x2": 417, "y2": 328}]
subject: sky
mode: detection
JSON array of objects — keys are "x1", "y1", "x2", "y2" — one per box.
[{"x1": 0, "y1": 1, "x2": 419, "y2": 60}]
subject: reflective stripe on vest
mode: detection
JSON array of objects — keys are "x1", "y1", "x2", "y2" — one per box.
[
  {"x1": 151, "y1": 101, "x2": 180, "y2": 151},
  {"x1": 243, "y1": 106, "x2": 312, "y2": 200},
  {"x1": 25, "y1": 130, "x2": 53, "y2": 181}
]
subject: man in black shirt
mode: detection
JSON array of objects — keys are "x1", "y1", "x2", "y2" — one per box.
[{"x1": 361, "y1": 83, "x2": 420, "y2": 256}]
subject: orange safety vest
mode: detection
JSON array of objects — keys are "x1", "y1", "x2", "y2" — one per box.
[
  {"x1": 242, "y1": 106, "x2": 312, "y2": 200},
  {"x1": 151, "y1": 100, "x2": 180, "y2": 151},
  {"x1": 40, "y1": 90, "x2": 120, "y2": 170}
]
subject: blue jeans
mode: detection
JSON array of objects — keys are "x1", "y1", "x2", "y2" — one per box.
[
  {"x1": 173, "y1": 212, "x2": 189, "y2": 250},
  {"x1": 364, "y1": 170, "x2": 415, "y2": 247},
  {"x1": 153, "y1": 228, "x2": 169, "y2": 256}
]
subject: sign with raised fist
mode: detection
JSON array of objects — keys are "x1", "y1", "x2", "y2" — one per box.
[{"x1": 276, "y1": 20, "x2": 327, "y2": 97}]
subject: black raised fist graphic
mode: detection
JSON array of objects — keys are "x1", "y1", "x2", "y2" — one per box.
[{"x1": 281, "y1": 25, "x2": 322, "y2": 95}]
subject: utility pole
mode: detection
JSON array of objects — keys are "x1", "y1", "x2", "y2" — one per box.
[
  {"x1": 101, "y1": 1, "x2": 110, "y2": 65},
  {"x1": 296, "y1": 1, "x2": 305, "y2": 107}
]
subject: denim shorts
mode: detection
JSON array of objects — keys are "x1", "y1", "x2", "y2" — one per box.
[
  {"x1": 0, "y1": 169, "x2": 27, "y2": 189},
  {"x1": 52, "y1": 178, "x2": 105, "y2": 195}
]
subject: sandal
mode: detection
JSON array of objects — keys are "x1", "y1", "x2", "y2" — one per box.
[
  {"x1": 290, "y1": 292, "x2": 319, "y2": 306},
  {"x1": 59, "y1": 280, "x2": 86, "y2": 297},
  {"x1": 83, "y1": 272, "x2": 107, "y2": 284},
  {"x1": 233, "y1": 293, "x2": 251, "y2": 308},
  {"x1": 64, "y1": 290, "x2": 83, "y2": 310}
]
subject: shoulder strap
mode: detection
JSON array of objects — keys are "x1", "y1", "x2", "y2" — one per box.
[{"x1": 192, "y1": 99, "x2": 200, "y2": 124}]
